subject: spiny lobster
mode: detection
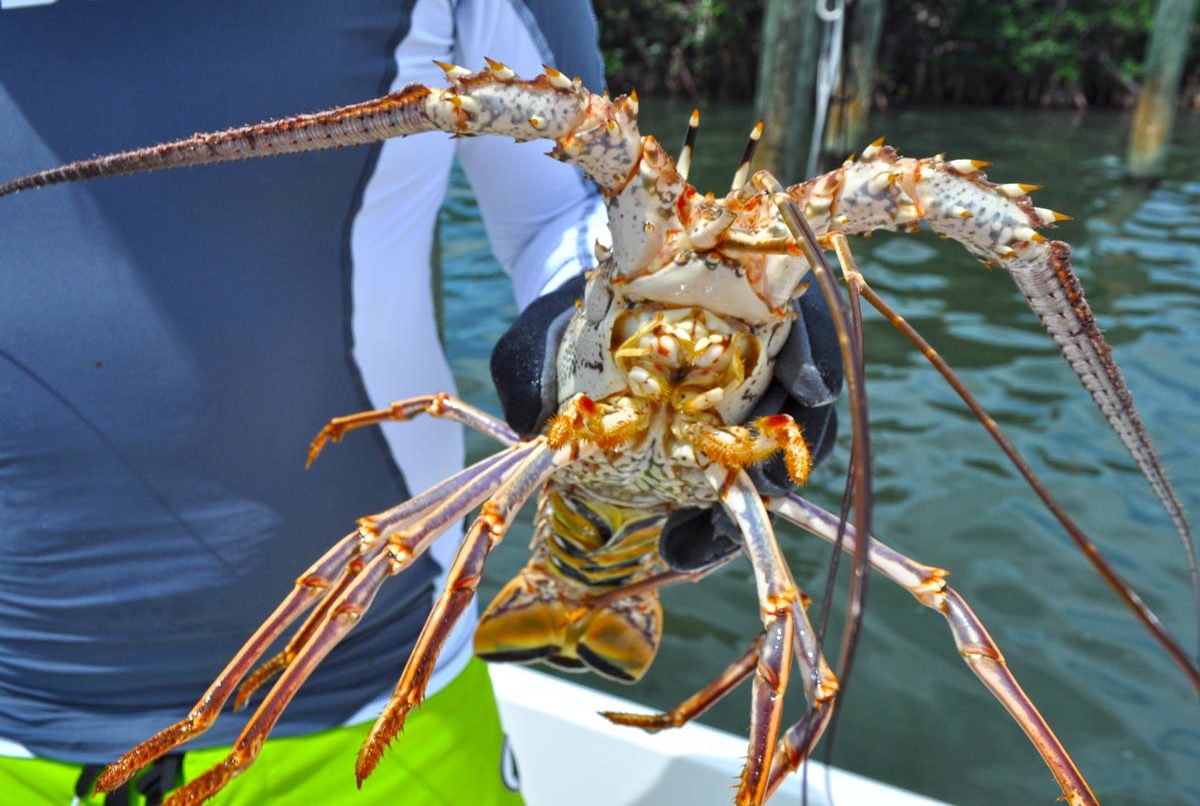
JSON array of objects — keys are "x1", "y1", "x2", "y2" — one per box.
[{"x1": 2, "y1": 61, "x2": 1197, "y2": 806}]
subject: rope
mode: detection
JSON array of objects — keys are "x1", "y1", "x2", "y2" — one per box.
[{"x1": 806, "y1": 0, "x2": 847, "y2": 177}]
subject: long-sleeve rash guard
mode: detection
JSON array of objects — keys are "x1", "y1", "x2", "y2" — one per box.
[{"x1": 0, "y1": 0, "x2": 607, "y2": 762}]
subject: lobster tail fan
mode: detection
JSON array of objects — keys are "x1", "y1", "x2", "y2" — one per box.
[
  {"x1": 474, "y1": 566, "x2": 662, "y2": 683},
  {"x1": 1009, "y1": 242, "x2": 1200, "y2": 632}
]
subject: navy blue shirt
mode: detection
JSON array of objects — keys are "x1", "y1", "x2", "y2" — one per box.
[{"x1": 0, "y1": 0, "x2": 602, "y2": 762}]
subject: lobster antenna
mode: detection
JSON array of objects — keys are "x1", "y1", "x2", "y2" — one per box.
[
  {"x1": 754, "y1": 169, "x2": 875, "y2": 780},
  {"x1": 731, "y1": 121, "x2": 764, "y2": 191},
  {"x1": 677, "y1": 108, "x2": 700, "y2": 183}
]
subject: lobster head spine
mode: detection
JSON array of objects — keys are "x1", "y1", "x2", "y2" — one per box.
[{"x1": 552, "y1": 106, "x2": 814, "y2": 426}]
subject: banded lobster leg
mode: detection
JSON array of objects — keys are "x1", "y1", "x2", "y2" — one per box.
[
  {"x1": 596, "y1": 501, "x2": 838, "y2": 806},
  {"x1": 229, "y1": 397, "x2": 519, "y2": 707},
  {"x1": 692, "y1": 467, "x2": 840, "y2": 806},
  {"x1": 95, "y1": 441, "x2": 533, "y2": 797},
  {"x1": 134, "y1": 438, "x2": 565, "y2": 806},
  {"x1": 352, "y1": 393, "x2": 656, "y2": 781},
  {"x1": 354, "y1": 438, "x2": 589, "y2": 784},
  {"x1": 602, "y1": 635, "x2": 763, "y2": 734},
  {"x1": 601, "y1": 595, "x2": 839, "y2": 758},
  {"x1": 767, "y1": 494, "x2": 1098, "y2": 806},
  {"x1": 597, "y1": 491, "x2": 1098, "y2": 806},
  {"x1": 305, "y1": 392, "x2": 519, "y2": 466},
  {"x1": 93, "y1": 395, "x2": 528, "y2": 798}
]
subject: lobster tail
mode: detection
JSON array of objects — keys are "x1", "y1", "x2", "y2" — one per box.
[{"x1": 474, "y1": 565, "x2": 662, "y2": 683}]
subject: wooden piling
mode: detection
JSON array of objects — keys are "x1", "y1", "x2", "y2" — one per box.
[
  {"x1": 825, "y1": 0, "x2": 887, "y2": 160},
  {"x1": 754, "y1": 0, "x2": 820, "y2": 182},
  {"x1": 1127, "y1": 0, "x2": 1198, "y2": 179}
]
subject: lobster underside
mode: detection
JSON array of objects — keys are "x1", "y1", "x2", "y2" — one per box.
[{"x1": 2, "y1": 61, "x2": 1197, "y2": 806}]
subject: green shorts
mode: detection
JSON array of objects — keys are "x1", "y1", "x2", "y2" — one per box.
[{"x1": 0, "y1": 658, "x2": 523, "y2": 805}]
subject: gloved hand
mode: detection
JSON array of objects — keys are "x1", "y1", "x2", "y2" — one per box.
[{"x1": 490, "y1": 274, "x2": 843, "y2": 572}]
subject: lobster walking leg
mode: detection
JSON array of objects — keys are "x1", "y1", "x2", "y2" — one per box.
[
  {"x1": 95, "y1": 441, "x2": 539, "y2": 800},
  {"x1": 600, "y1": 582, "x2": 839, "y2": 745},
  {"x1": 761, "y1": 598, "x2": 841, "y2": 800},
  {"x1": 602, "y1": 635, "x2": 763, "y2": 733},
  {"x1": 223, "y1": 397, "x2": 531, "y2": 710},
  {"x1": 92, "y1": 528, "x2": 361, "y2": 795},
  {"x1": 234, "y1": 444, "x2": 537, "y2": 710},
  {"x1": 233, "y1": 562, "x2": 365, "y2": 711},
  {"x1": 754, "y1": 171, "x2": 876, "y2": 743},
  {"x1": 768, "y1": 494, "x2": 1099, "y2": 806},
  {"x1": 307, "y1": 392, "x2": 519, "y2": 467},
  {"x1": 364, "y1": 443, "x2": 534, "y2": 538},
  {"x1": 171, "y1": 551, "x2": 396, "y2": 806},
  {"x1": 600, "y1": 598, "x2": 839, "y2": 740},
  {"x1": 355, "y1": 440, "x2": 587, "y2": 785},
  {"x1": 708, "y1": 467, "x2": 813, "y2": 806}
]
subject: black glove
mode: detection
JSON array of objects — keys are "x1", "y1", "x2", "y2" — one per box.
[
  {"x1": 490, "y1": 276, "x2": 843, "y2": 572},
  {"x1": 491, "y1": 273, "x2": 587, "y2": 439}
]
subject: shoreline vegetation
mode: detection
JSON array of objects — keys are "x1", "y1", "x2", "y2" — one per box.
[{"x1": 598, "y1": 0, "x2": 1200, "y2": 110}]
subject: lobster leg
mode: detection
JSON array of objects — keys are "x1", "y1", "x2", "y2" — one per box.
[
  {"x1": 603, "y1": 596, "x2": 840, "y2": 789},
  {"x1": 575, "y1": 493, "x2": 835, "y2": 733},
  {"x1": 755, "y1": 170, "x2": 876, "y2": 748},
  {"x1": 580, "y1": 551, "x2": 738, "y2": 611},
  {"x1": 307, "y1": 392, "x2": 519, "y2": 467},
  {"x1": 232, "y1": 444, "x2": 536, "y2": 710},
  {"x1": 755, "y1": 600, "x2": 844, "y2": 804},
  {"x1": 154, "y1": 440, "x2": 544, "y2": 806},
  {"x1": 355, "y1": 440, "x2": 584, "y2": 785},
  {"x1": 92, "y1": 528, "x2": 361, "y2": 795},
  {"x1": 95, "y1": 441, "x2": 537, "y2": 800},
  {"x1": 767, "y1": 494, "x2": 1099, "y2": 806},
  {"x1": 600, "y1": 570, "x2": 837, "y2": 738},
  {"x1": 366, "y1": 442, "x2": 534, "y2": 538},
  {"x1": 232, "y1": 560, "x2": 362, "y2": 712},
  {"x1": 707, "y1": 467, "x2": 812, "y2": 806},
  {"x1": 165, "y1": 552, "x2": 398, "y2": 806},
  {"x1": 602, "y1": 635, "x2": 763, "y2": 732}
]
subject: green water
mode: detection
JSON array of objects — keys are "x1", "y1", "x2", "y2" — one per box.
[{"x1": 441, "y1": 104, "x2": 1200, "y2": 806}]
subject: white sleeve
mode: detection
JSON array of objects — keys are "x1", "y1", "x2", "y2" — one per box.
[
  {"x1": 350, "y1": 1, "x2": 462, "y2": 504},
  {"x1": 346, "y1": 0, "x2": 475, "y2": 707},
  {"x1": 452, "y1": 0, "x2": 610, "y2": 308},
  {"x1": 345, "y1": 0, "x2": 611, "y2": 707}
]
